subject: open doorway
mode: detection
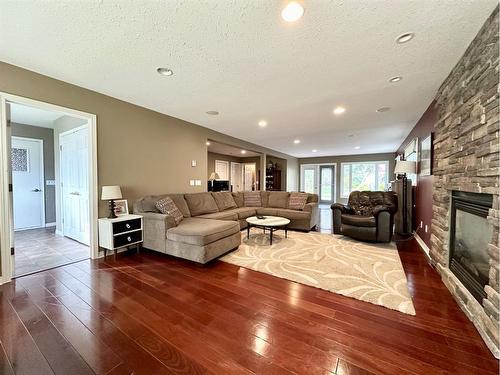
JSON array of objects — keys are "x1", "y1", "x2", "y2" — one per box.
[
  {"x1": 3, "y1": 99, "x2": 95, "y2": 277},
  {"x1": 206, "y1": 140, "x2": 262, "y2": 192}
]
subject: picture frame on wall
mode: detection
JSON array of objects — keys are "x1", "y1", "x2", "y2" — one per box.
[
  {"x1": 114, "y1": 199, "x2": 129, "y2": 216},
  {"x1": 420, "y1": 133, "x2": 433, "y2": 176}
]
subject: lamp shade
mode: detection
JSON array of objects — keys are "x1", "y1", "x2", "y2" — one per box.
[
  {"x1": 208, "y1": 172, "x2": 220, "y2": 181},
  {"x1": 394, "y1": 160, "x2": 416, "y2": 175},
  {"x1": 101, "y1": 185, "x2": 122, "y2": 200}
]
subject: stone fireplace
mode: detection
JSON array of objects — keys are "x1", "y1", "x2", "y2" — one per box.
[{"x1": 431, "y1": 7, "x2": 499, "y2": 358}]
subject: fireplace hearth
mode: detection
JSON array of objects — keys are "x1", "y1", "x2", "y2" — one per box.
[{"x1": 449, "y1": 191, "x2": 493, "y2": 303}]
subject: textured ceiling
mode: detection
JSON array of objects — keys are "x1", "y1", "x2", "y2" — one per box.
[
  {"x1": 0, "y1": 0, "x2": 497, "y2": 157},
  {"x1": 9, "y1": 102, "x2": 64, "y2": 128}
]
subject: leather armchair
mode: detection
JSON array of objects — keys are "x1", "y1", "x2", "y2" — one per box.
[{"x1": 331, "y1": 191, "x2": 398, "y2": 242}]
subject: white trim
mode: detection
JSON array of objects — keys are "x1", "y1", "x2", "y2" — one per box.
[
  {"x1": 45, "y1": 222, "x2": 56, "y2": 227},
  {"x1": 11, "y1": 136, "x2": 46, "y2": 229},
  {"x1": 0, "y1": 92, "x2": 98, "y2": 283},
  {"x1": 413, "y1": 232, "x2": 432, "y2": 262}
]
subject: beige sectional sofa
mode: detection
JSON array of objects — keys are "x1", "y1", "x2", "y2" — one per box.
[{"x1": 133, "y1": 191, "x2": 319, "y2": 264}]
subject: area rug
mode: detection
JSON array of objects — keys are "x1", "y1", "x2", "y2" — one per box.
[{"x1": 220, "y1": 230, "x2": 416, "y2": 315}]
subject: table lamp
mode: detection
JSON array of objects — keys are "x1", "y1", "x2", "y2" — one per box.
[{"x1": 101, "y1": 185, "x2": 122, "y2": 219}]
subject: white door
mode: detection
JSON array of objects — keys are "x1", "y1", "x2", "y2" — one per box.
[
  {"x1": 11, "y1": 137, "x2": 44, "y2": 230},
  {"x1": 243, "y1": 163, "x2": 256, "y2": 191},
  {"x1": 300, "y1": 165, "x2": 319, "y2": 194},
  {"x1": 60, "y1": 126, "x2": 89, "y2": 245},
  {"x1": 230, "y1": 162, "x2": 243, "y2": 192}
]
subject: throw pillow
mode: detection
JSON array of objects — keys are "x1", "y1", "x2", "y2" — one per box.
[
  {"x1": 212, "y1": 192, "x2": 237, "y2": 211},
  {"x1": 244, "y1": 191, "x2": 262, "y2": 207},
  {"x1": 288, "y1": 192, "x2": 308, "y2": 210},
  {"x1": 156, "y1": 197, "x2": 184, "y2": 225}
]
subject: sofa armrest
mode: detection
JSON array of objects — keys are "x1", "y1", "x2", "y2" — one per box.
[
  {"x1": 331, "y1": 203, "x2": 353, "y2": 234},
  {"x1": 372, "y1": 205, "x2": 394, "y2": 217},
  {"x1": 303, "y1": 202, "x2": 319, "y2": 230},
  {"x1": 331, "y1": 203, "x2": 354, "y2": 214},
  {"x1": 141, "y1": 212, "x2": 177, "y2": 252}
]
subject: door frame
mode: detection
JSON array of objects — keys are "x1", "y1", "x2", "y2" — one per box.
[
  {"x1": 59, "y1": 124, "x2": 90, "y2": 244},
  {"x1": 0, "y1": 92, "x2": 98, "y2": 284},
  {"x1": 230, "y1": 162, "x2": 243, "y2": 192},
  {"x1": 11, "y1": 136, "x2": 46, "y2": 230},
  {"x1": 300, "y1": 163, "x2": 337, "y2": 202}
]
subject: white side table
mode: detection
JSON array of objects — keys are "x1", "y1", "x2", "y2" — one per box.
[{"x1": 98, "y1": 214, "x2": 143, "y2": 257}]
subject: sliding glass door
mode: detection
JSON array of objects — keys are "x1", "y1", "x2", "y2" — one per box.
[{"x1": 319, "y1": 165, "x2": 335, "y2": 203}]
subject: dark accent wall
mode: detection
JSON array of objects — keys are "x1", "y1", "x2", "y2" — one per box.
[
  {"x1": 10, "y1": 122, "x2": 56, "y2": 224},
  {"x1": 396, "y1": 102, "x2": 438, "y2": 248}
]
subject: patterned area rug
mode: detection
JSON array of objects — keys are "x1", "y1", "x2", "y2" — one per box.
[{"x1": 221, "y1": 229, "x2": 416, "y2": 315}]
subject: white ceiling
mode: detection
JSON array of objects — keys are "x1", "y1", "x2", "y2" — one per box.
[
  {"x1": 208, "y1": 141, "x2": 261, "y2": 158},
  {"x1": 9, "y1": 102, "x2": 64, "y2": 128},
  {"x1": 0, "y1": 1, "x2": 497, "y2": 157}
]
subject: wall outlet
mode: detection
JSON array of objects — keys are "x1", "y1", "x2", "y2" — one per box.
[
  {"x1": 425, "y1": 225, "x2": 428, "y2": 233},
  {"x1": 191, "y1": 160, "x2": 197, "y2": 167},
  {"x1": 420, "y1": 221, "x2": 423, "y2": 228}
]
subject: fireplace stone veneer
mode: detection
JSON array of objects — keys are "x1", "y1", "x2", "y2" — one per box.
[{"x1": 431, "y1": 7, "x2": 499, "y2": 358}]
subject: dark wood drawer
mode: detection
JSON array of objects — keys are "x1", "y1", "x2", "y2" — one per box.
[
  {"x1": 112, "y1": 218, "x2": 141, "y2": 234},
  {"x1": 113, "y1": 230, "x2": 142, "y2": 248}
]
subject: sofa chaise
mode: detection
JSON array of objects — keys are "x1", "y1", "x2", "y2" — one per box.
[{"x1": 134, "y1": 191, "x2": 319, "y2": 263}]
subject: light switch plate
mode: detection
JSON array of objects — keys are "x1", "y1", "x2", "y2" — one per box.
[
  {"x1": 191, "y1": 160, "x2": 197, "y2": 167},
  {"x1": 195, "y1": 180, "x2": 202, "y2": 186},
  {"x1": 46, "y1": 180, "x2": 56, "y2": 186},
  {"x1": 189, "y1": 180, "x2": 195, "y2": 186}
]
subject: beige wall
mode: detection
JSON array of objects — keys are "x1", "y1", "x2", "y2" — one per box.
[
  {"x1": 298, "y1": 152, "x2": 396, "y2": 204},
  {"x1": 0, "y1": 62, "x2": 297, "y2": 216}
]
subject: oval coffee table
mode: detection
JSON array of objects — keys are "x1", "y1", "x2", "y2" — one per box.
[{"x1": 246, "y1": 216, "x2": 290, "y2": 245}]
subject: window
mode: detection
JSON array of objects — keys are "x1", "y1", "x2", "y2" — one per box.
[
  {"x1": 215, "y1": 160, "x2": 229, "y2": 180},
  {"x1": 341, "y1": 161, "x2": 389, "y2": 198}
]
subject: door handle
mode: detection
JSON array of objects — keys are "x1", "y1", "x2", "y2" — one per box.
[
  {"x1": 70, "y1": 192, "x2": 81, "y2": 196},
  {"x1": 32, "y1": 188, "x2": 41, "y2": 192}
]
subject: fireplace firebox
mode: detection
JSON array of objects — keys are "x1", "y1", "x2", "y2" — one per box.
[{"x1": 449, "y1": 191, "x2": 493, "y2": 303}]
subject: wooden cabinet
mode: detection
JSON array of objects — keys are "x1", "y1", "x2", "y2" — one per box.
[{"x1": 266, "y1": 167, "x2": 282, "y2": 191}]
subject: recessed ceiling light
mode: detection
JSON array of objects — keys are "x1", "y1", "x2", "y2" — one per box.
[
  {"x1": 281, "y1": 1, "x2": 304, "y2": 22},
  {"x1": 354, "y1": 146, "x2": 361, "y2": 150},
  {"x1": 258, "y1": 120, "x2": 268, "y2": 127},
  {"x1": 312, "y1": 149, "x2": 317, "y2": 153},
  {"x1": 157, "y1": 67, "x2": 173, "y2": 76},
  {"x1": 206, "y1": 141, "x2": 211, "y2": 146},
  {"x1": 293, "y1": 139, "x2": 301, "y2": 144},
  {"x1": 389, "y1": 76, "x2": 402, "y2": 83},
  {"x1": 206, "y1": 110, "x2": 219, "y2": 115},
  {"x1": 376, "y1": 107, "x2": 391, "y2": 113},
  {"x1": 396, "y1": 32, "x2": 414, "y2": 44},
  {"x1": 241, "y1": 150, "x2": 247, "y2": 154},
  {"x1": 333, "y1": 106, "x2": 346, "y2": 115}
]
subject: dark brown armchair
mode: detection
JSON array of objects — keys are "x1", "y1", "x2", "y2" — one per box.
[{"x1": 331, "y1": 191, "x2": 398, "y2": 243}]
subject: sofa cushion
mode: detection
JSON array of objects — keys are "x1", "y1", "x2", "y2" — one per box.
[
  {"x1": 197, "y1": 211, "x2": 238, "y2": 221},
  {"x1": 228, "y1": 207, "x2": 256, "y2": 220},
  {"x1": 232, "y1": 192, "x2": 244, "y2": 207},
  {"x1": 276, "y1": 208, "x2": 310, "y2": 220},
  {"x1": 212, "y1": 192, "x2": 237, "y2": 211},
  {"x1": 167, "y1": 218, "x2": 239, "y2": 246},
  {"x1": 341, "y1": 214, "x2": 376, "y2": 227},
  {"x1": 184, "y1": 192, "x2": 219, "y2": 216},
  {"x1": 268, "y1": 192, "x2": 290, "y2": 209},
  {"x1": 288, "y1": 192, "x2": 308, "y2": 211},
  {"x1": 260, "y1": 191, "x2": 270, "y2": 207},
  {"x1": 244, "y1": 191, "x2": 262, "y2": 207},
  {"x1": 256, "y1": 207, "x2": 279, "y2": 216},
  {"x1": 136, "y1": 194, "x2": 191, "y2": 217},
  {"x1": 155, "y1": 197, "x2": 184, "y2": 225}
]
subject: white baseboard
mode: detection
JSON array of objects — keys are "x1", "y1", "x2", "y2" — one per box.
[
  {"x1": 45, "y1": 222, "x2": 56, "y2": 227},
  {"x1": 55, "y1": 229, "x2": 63, "y2": 236},
  {"x1": 413, "y1": 232, "x2": 432, "y2": 261}
]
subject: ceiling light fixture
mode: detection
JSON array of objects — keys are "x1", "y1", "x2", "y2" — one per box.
[
  {"x1": 241, "y1": 150, "x2": 247, "y2": 154},
  {"x1": 206, "y1": 141, "x2": 211, "y2": 146},
  {"x1": 293, "y1": 139, "x2": 301, "y2": 144},
  {"x1": 312, "y1": 149, "x2": 317, "y2": 153},
  {"x1": 258, "y1": 120, "x2": 268, "y2": 127},
  {"x1": 156, "y1": 67, "x2": 173, "y2": 76},
  {"x1": 281, "y1": 1, "x2": 304, "y2": 22},
  {"x1": 376, "y1": 107, "x2": 391, "y2": 113},
  {"x1": 354, "y1": 146, "x2": 361, "y2": 150},
  {"x1": 389, "y1": 76, "x2": 402, "y2": 83},
  {"x1": 206, "y1": 110, "x2": 219, "y2": 115},
  {"x1": 396, "y1": 32, "x2": 414, "y2": 44},
  {"x1": 333, "y1": 106, "x2": 346, "y2": 115}
]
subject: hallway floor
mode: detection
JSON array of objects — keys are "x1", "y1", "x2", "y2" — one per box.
[{"x1": 14, "y1": 227, "x2": 89, "y2": 277}]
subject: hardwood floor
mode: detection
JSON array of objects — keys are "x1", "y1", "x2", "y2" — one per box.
[{"x1": 0, "y1": 236, "x2": 498, "y2": 374}]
